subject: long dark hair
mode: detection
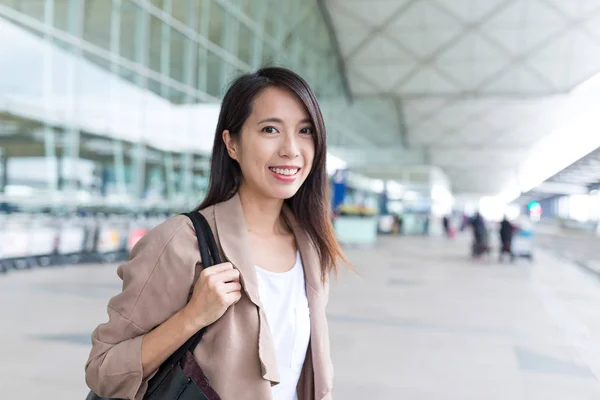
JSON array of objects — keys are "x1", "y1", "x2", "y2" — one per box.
[{"x1": 196, "y1": 67, "x2": 347, "y2": 281}]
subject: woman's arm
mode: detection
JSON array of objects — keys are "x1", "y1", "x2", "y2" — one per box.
[
  {"x1": 139, "y1": 307, "x2": 196, "y2": 378},
  {"x1": 85, "y1": 216, "x2": 240, "y2": 400}
]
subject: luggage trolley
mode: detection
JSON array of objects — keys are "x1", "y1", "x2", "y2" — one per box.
[
  {"x1": 512, "y1": 223, "x2": 534, "y2": 262},
  {"x1": 55, "y1": 216, "x2": 87, "y2": 265},
  {"x1": 28, "y1": 215, "x2": 59, "y2": 267},
  {"x1": 96, "y1": 215, "x2": 127, "y2": 263},
  {"x1": 0, "y1": 214, "x2": 31, "y2": 270}
]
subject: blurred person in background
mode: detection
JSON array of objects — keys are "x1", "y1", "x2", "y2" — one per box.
[
  {"x1": 422, "y1": 213, "x2": 430, "y2": 236},
  {"x1": 470, "y1": 211, "x2": 489, "y2": 259},
  {"x1": 499, "y1": 215, "x2": 515, "y2": 262},
  {"x1": 443, "y1": 214, "x2": 456, "y2": 238},
  {"x1": 442, "y1": 215, "x2": 450, "y2": 237},
  {"x1": 460, "y1": 213, "x2": 469, "y2": 232},
  {"x1": 85, "y1": 67, "x2": 347, "y2": 400}
]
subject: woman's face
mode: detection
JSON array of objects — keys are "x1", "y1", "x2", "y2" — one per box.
[{"x1": 224, "y1": 86, "x2": 316, "y2": 201}]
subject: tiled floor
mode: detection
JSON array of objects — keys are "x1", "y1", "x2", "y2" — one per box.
[{"x1": 1, "y1": 233, "x2": 599, "y2": 399}]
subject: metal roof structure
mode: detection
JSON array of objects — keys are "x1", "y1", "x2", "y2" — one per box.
[
  {"x1": 519, "y1": 145, "x2": 600, "y2": 205},
  {"x1": 324, "y1": 0, "x2": 600, "y2": 194}
]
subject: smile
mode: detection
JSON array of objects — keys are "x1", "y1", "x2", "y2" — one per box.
[{"x1": 268, "y1": 167, "x2": 300, "y2": 176}]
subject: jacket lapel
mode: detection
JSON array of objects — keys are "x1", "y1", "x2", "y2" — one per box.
[{"x1": 213, "y1": 194, "x2": 280, "y2": 383}]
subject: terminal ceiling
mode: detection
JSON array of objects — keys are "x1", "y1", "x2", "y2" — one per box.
[{"x1": 324, "y1": 0, "x2": 600, "y2": 194}]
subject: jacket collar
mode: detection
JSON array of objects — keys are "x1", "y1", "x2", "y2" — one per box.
[{"x1": 213, "y1": 192, "x2": 323, "y2": 303}]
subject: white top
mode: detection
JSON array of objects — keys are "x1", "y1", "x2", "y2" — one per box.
[{"x1": 255, "y1": 252, "x2": 311, "y2": 400}]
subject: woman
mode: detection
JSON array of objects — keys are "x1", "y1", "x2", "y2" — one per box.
[{"x1": 85, "y1": 67, "x2": 346, "y2": 400}]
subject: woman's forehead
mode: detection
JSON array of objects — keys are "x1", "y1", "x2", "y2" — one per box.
[{"x1": 250, "y1": 86, "x2": 310, "y2": 122}]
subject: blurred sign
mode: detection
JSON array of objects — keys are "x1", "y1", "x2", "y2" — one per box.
[
  {"x1": 528, "y1": 201, "x2": 542, "y2": 221},
  {"x1": 128, "y1": 228, "x2": 148, "y2": 252},
  {"x1": 332, "y1": 169, "x2": 348, "y2": 212}
]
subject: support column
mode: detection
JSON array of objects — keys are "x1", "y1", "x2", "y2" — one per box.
[
  {"x1": 43, "y1": 0, "x2": 58, "y2": 194},
  {"x1": 164, "y1": 153, "x2": 175, "y2": 201},
  {"x1": 160, "y1": 0, "x2": 172, "y2": 99},
  {"x1": 0, "y1": 148, "x2": 6, "y2": 194},
  {"x1": 197, "y1": 0, "x2": 211, "y2": 93},
  {"x1": 182, "y1": 0, "x2": 199, "y2": 204},
  {"x1": 181, "y1": 152, "x2": 193, "y2": 206},
  {"x1": 113, "y1": 140, "x2": 127, "y2": 196},
  {"x1": 273, "y1": 1, "x2": 287, "y2": 65},
  {"x1": 251, "y1": 0, "x2": 267, "y2": 69},
  {"x1": 220, "y1": 5, "x2": 240, "y2": 88},
  {"x1": 132, "y1": 3, "x2": 150, "y2": 200},
  {"x1": 63, "y1": 0, "x2": 84, "y2": 200}
]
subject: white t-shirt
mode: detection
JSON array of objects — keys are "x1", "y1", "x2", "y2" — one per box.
[{"x1": 255, "y1": 252, "x2": 311, "y2": 400}]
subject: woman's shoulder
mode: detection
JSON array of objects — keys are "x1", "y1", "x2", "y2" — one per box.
[
  {"x1": 147, "y1": 206, "x2": 216, "y2": 239},
  {"x1": 140, "y1": 215, "x2": 194, "y2": 246},
  {"x1": 130, "y1": 206, "x2": 216, "y2": 258}
]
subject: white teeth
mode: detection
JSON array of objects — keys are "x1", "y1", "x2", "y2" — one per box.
[{"x1": 270, "y1": 167, "x2": 298, "y2": 176}]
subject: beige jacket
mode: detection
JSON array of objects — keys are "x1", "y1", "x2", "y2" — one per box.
[{"x1": 85, "y1": 193, "x2": 333, "y2": 400}]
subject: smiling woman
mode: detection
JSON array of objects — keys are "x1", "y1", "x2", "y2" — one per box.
[{"x1": 86, "y1": 67, "x2": 348, "y2": 400}]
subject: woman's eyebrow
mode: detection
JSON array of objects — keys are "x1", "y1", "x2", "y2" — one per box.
[
  {"x1": 256, "y1": 117, "x2": 313, "y2": 125},
  {"x1": 257, "y1": 117, "x2": 283, "y2": 125}
]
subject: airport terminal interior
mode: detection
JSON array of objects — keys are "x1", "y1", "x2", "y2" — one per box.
[{"x1": 1, "y1": 0, "x2": 600, "y2": 398}]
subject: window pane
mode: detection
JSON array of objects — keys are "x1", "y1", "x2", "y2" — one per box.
[
  {"x1": 169, "y1": 30, "x2": 186, "y2": 84},
  {"x1": 238, "y1": 25, "x2": 253, "y2": 66},
  {"x1": 119, "y1": 1, "x2": 139, "y2": 63},
  {"x1": 83, "y1": 0, "x2": 112, "y2": 52},
  {"x1": 171, "y1": 0, "x2": 201, "y2": 28},
  {"x1": 16, "y1": 0, "x2": 45, "y2": 24},
  {"x1": 262, "y1": 45, "x2": 277, "y2": 67},
  {"x1": 208, "y1": 3, "x2": 226, "y2": 47},
  {"x1": 206, "y1": 50, "x2": 224, "y2": 97},
  {"x1": 263, "y1": 15, "x2": 276, "y2": 39},
  {"x1": 148, "y1": 15, "x2": 164, "y2": 75}
]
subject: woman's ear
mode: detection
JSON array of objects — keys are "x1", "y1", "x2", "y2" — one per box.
[{"x1": 222, "y1": 130, "x2": 238, "y2": 161}]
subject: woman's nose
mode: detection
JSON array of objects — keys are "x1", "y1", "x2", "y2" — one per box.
[{"x1": 280, "y1": 133, "x2": 300, "y2": 158}]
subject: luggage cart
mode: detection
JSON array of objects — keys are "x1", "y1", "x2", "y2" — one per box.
[
  {"x1": 96, "y1": 216, "x2": 126, "y2": 263},
  {"x1": 0, "y1": 215, "x2": 31, "y2": 270},
  {"x1": 55, "y1": 217, "x2": 87, "y2": 265},
  {"x1": 512, "y1": 225, "x2": 534, "y2": 262},
  {"x1": 80, "y1": 216, "x2": 100, "y2": 263},
  {"x1": 27, "y1": 216, "x2": 59, "y2": 267}
]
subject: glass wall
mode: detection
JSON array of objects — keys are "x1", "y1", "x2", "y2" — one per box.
[{"x1": 0, "y1": 0, "x2": 397, "y2": 210}]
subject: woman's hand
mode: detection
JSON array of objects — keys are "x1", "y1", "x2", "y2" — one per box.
[{"x1": 183, "y1": 262, "x2": 242, "y2": 331}]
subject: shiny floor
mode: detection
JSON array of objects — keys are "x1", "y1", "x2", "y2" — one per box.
[{"x1": 1, "y1": 233, "x2": 599, "y2": 399}]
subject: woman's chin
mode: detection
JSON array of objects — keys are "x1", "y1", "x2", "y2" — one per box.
[{"x1": 268, "y1": 186, "x2": 302, "y2": 200}]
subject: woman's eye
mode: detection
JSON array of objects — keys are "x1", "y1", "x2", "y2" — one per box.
[
  {"x1": 300, "y1": 127, "x2": 314, "y2": 135},
  {"x1": 262, "y1": 126, "x2": 278, "y2": 134}
]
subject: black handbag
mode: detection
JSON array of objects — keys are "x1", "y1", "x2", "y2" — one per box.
[{"x1": 86, "y1": 212, "x2": 221, "y2": 400}]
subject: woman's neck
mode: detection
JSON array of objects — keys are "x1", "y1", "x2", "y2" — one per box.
[{"x1": 238, "y1": 186, "x2": 286, "y2": 236}]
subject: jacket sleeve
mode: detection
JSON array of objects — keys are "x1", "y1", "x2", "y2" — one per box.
[{"x1": 85, "y1": 216, "x2": 200, "y2": 400}]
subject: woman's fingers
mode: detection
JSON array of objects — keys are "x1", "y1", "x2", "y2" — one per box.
[{"x1": 223, "y1": 281, "x2": 242, "y2": 294}]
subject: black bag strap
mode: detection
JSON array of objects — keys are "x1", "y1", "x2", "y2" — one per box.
[
  {"x1": 182, "y1": 211, "x2": 221, "y2": 351},
  {"x1": 187, "y1": 211, "x2": 221, "y2": 266},
  {"x1": 153, "y1": 212, "x2": 220, "y2": 373}
]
